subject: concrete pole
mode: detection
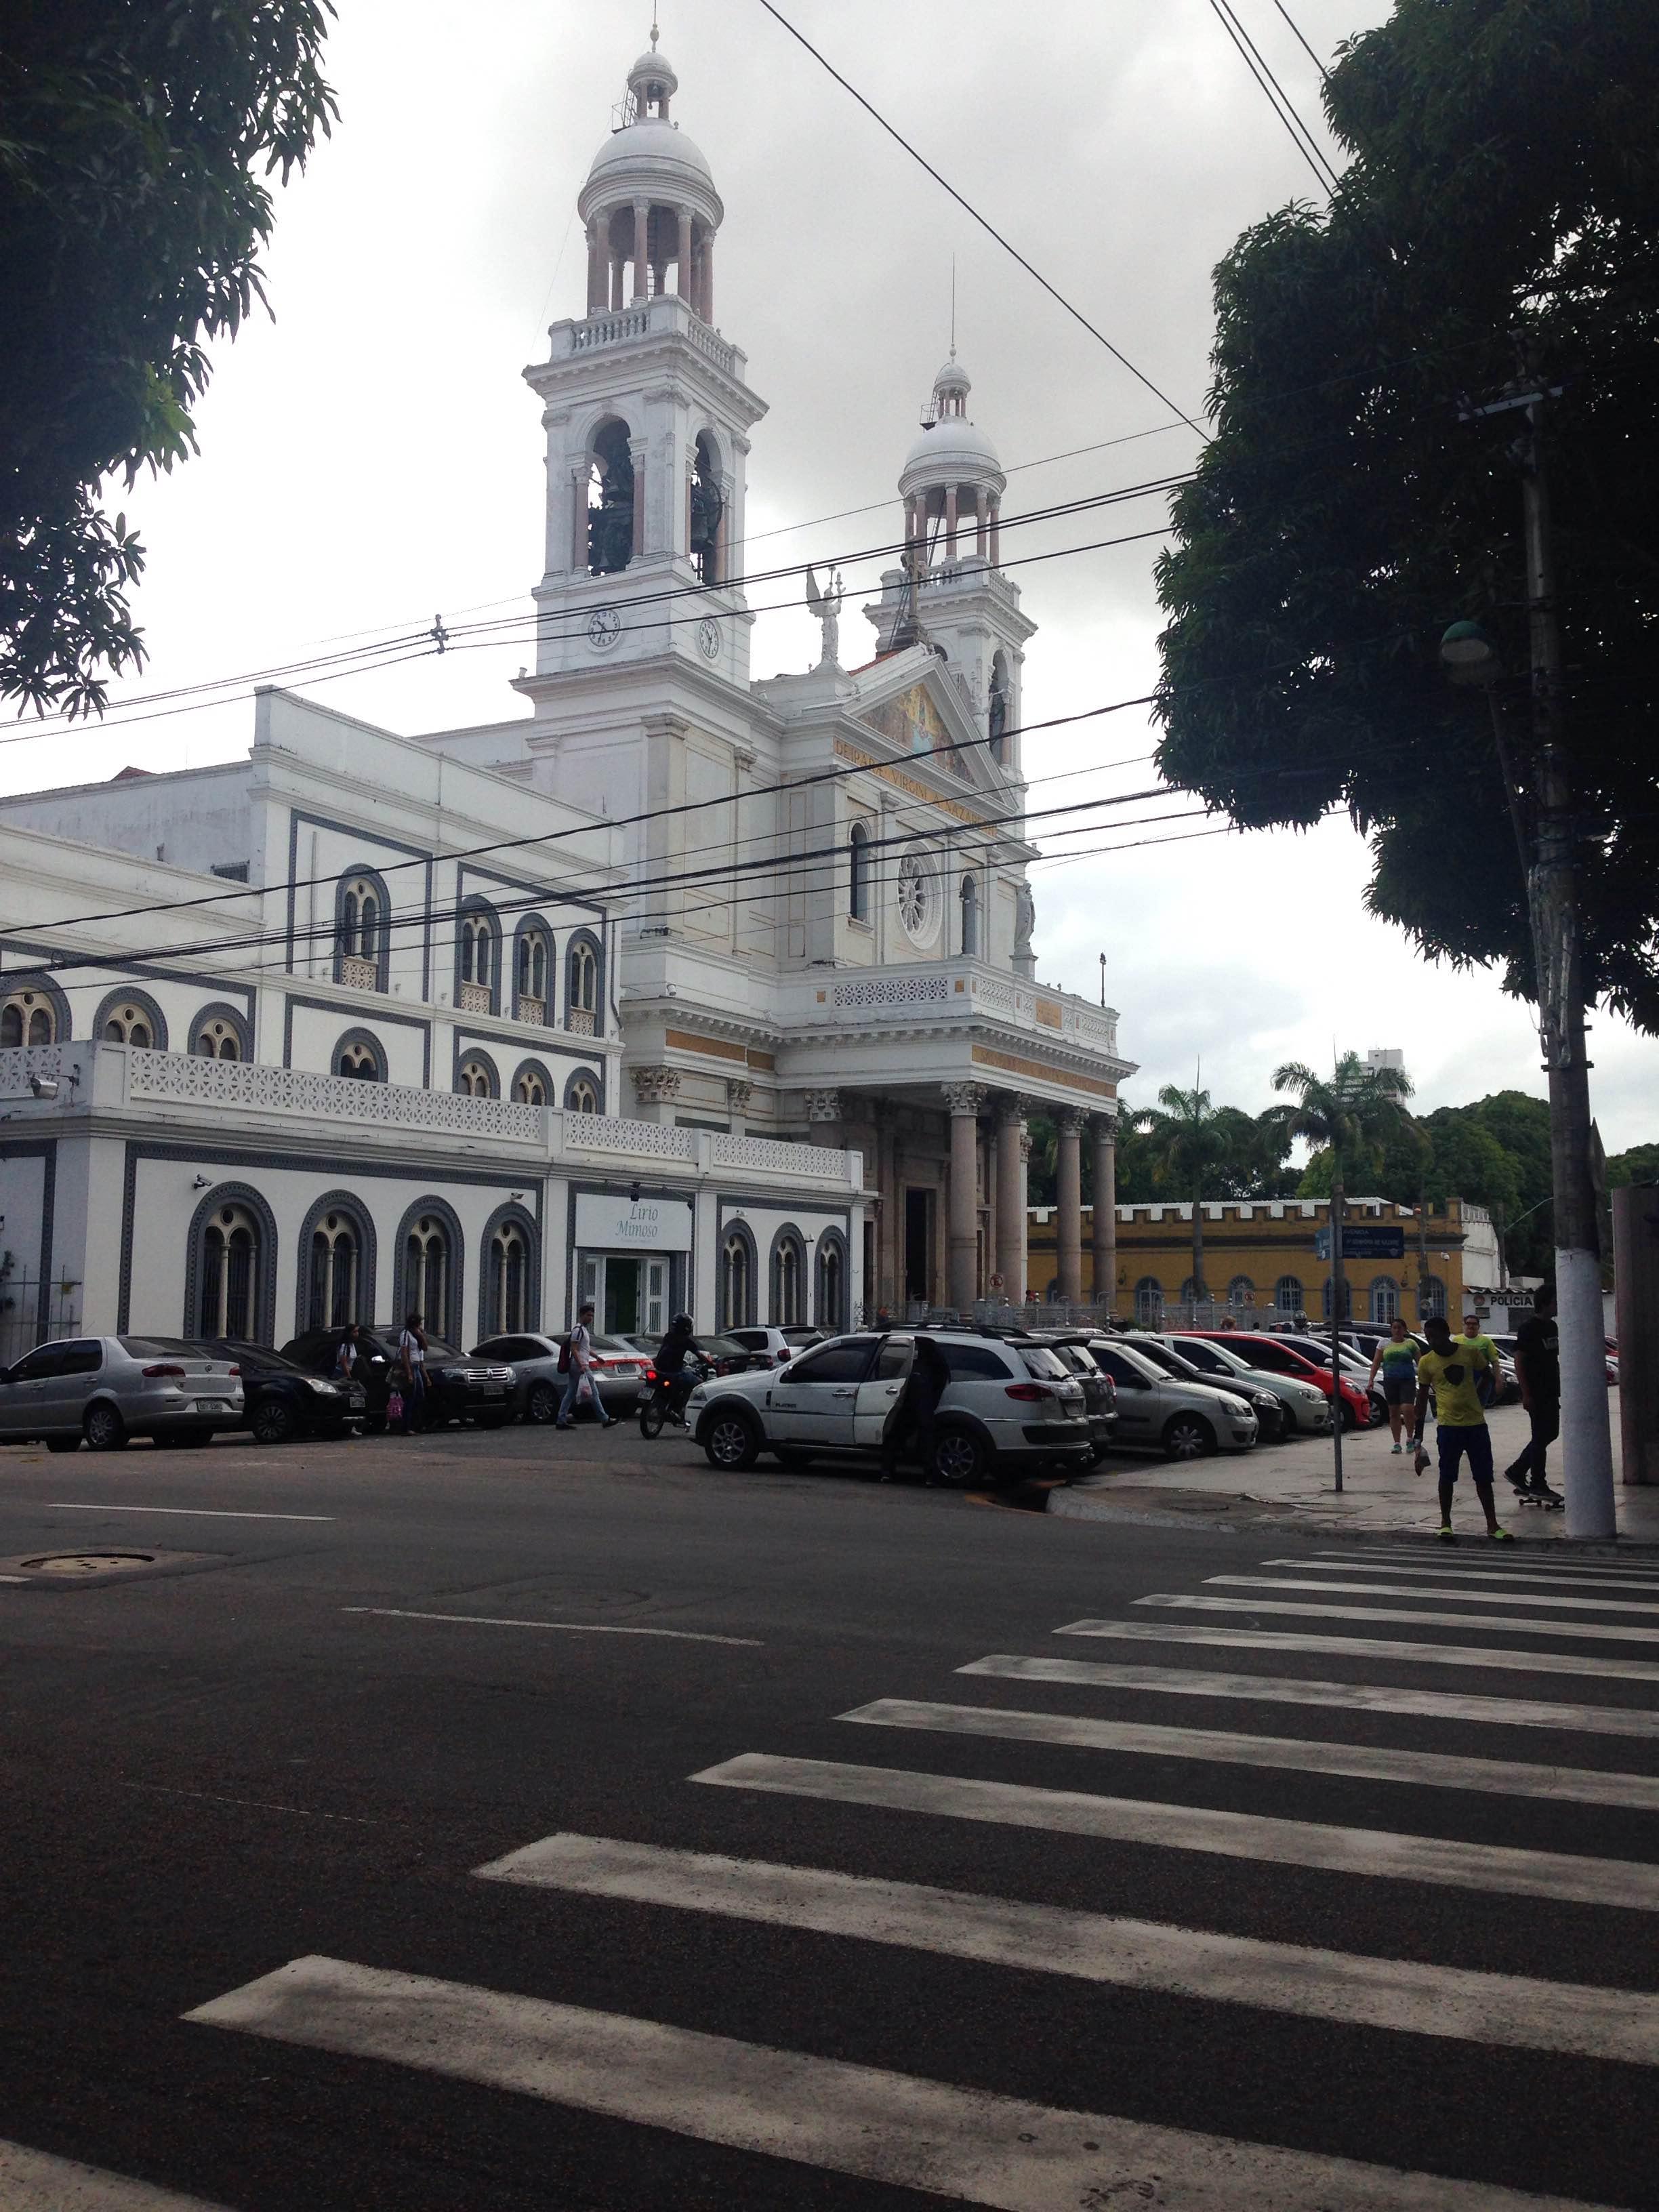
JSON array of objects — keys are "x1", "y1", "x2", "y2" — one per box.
[
  {"x1": 632, "y1": 199, "x2": 651, "y2": 301},
  {"x1": 1613, "y1": 1184, "x2": 1659, "y2": 1488},
  {"x1": 995, "y1": 1094, "x2": 1027, "y2": 1305},
  {"x1": 1092, "y1": 1115, "x2": 1118, "y2": 1316},
  {"x1": 944, "y1": 1083, "x2": 987, "y2": 1313},
  {"x1": 1057, "y1": 1109, "x2": 1084, "y2": 1305}
]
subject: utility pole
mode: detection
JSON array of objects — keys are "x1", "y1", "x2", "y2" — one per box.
[{"x1": 1329, "y1": 1181, "x2": 1345, "y2": 1494}]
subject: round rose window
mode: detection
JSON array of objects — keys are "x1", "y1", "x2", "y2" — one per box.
[{"x1": 897, "y1": 850, "x2": 938, "y2": 945}]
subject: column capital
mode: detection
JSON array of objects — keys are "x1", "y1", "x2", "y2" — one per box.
[
  {"x1": 725, "y1": 1078, "x2": 753, "y2": 1114},
  {"x1": 1055, "y1": 1105, "x2": 1086, "y2": 1134},
  {"x1": 994, "y1": 1090, "x2": 1029, "y2": 1126},
  {"x1": 802, "y1": 1086, "x2": 842, "y2": 1123},
  {"x1": 1090, "y1": 1111, "x2": 1118, "y2": 1141},
  {"x1": 630, "y1": 1064, "x2": 681, "y2": 1106},
  {"x1": 942, "y1": 1080, "x2": 989, "y2": 1118},
  {"x1": 1019, "y1": 1130, "x2": 1033, "y2": 1162}
]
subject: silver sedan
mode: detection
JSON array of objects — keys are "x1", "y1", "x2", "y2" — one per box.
[{"x1": 0, "y1": 1335, "x2": 245, "y2": 1452}]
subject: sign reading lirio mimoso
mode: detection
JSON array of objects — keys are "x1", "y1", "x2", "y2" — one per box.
[{"x1": 574, "y1": 1193, "x2": 694, "y2": 1252}]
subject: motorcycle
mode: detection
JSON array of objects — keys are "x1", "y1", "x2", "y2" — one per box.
[{"x1": 638, "y1": 1352, "x2": 712, "y2": 1439}]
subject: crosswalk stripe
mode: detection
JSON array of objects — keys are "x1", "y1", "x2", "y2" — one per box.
[
  {"x1": 1267, "y1": 1557, "x2": 1659, "y2": 1594},
  {"x1": 476, "y1": 1830, "x2": 1659, "y2": 2067},
  {"x1": 838, "y1": 1698, "x2": 1659, "y2": 1811},
  {"x1": 1210, "y1": 1576, "x2": 1659, "y2": 1617},
  {"x1": 0, "y1": 2138, "x2": 231, "y2": 2209},
  {"x1": 1129, "y1": 1595, "x2": 1659, "y2": 1646},
  {"x1": 960, "y1": 1654, "x2": 1659, "y2": 1740},
  {"x1": 185, "y1": 1954, "x2": 1625, "y2": 2210},
  {"x1": 1054, "y1": 1618, "x2": 1659, "y2": 1684},
  {"x1": 692, "y1": 1755, "x2": 1659, "y2": 1914},
  {"x1": 1307, "y1": 1547, "x2": 1659, "y2": 1580}
]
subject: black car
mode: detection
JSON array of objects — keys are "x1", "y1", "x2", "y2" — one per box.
[
  {"x1": 281, "y1": 1325, "x2": 516, "y2": 1429},
  {"x1": 194, "y1": 1337, "x2": 364, "y2": 1444}
]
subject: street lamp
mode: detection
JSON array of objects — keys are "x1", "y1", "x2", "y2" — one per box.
[{"x1": 1439, "y1": 619, "x2": 1500, "y2": 685}]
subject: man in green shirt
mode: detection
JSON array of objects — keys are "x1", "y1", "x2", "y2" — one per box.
[{"x1": 1412, "y1": 1315, "x2": 1512, "y2": 1543}]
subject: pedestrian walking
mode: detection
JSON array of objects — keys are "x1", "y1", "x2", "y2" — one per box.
[
  {"x1": 333, "y1": 1323, "x2": 361, "y2": 1383},
  {"x1": 397, "y1": 1311, "x2": 427, "y2": 1434},
  {"x1": 1455, "y1": 1309, "x2": 1502, "y2": 1408},
  {"x1": 1366, "y1": 1317, "x2": 1420, "y2": 1452},
  {"x1": 880, "y1": 1335, "x2": 948, "y2": 1482},
  {"x1": 1503, "y1": 1282, "x2": 1563, "y2": 1507},
  {"x1": 557, "y1": 1302, "x2": 616, "y2": 1429},
  {"x1": 1411, "y1": 1314, "x2": 1511, "y2": 1542}
]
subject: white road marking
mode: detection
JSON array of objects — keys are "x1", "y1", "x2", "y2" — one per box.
[
  {"x1": 45, "y1": 1502, "x2": 334, "y2": 1522},
  {"x1": 184, "y1": 1954, "x2": 1622, "y2": 2211},
  {"x1": 1055, "y1": 1618, "x2": 1659, "y2": 1684},
  {"x1": 1279, "y1": 1557, "x2": 1659, "y2": 1592},
  {"x1": 839, "y1": 1698, "x2": 1659, "y2": 1811},
  {"x1": 0, "y1": 1573, "x2": 30, "y2": 1582},
  {"x1": 960, "y1": 1654, "x2": 1659, "y2": 1740},
  {"x1": 477, "y1": 1830, "x2": 1659, "y2": 2067},
  {"x1": 1210, "y1": 1575, "x2": 1659, "y2": 1617},
  {"x1": 342, "y1": 1605, "x2": 761, "y2": 1646},
  {"x1": 115, "y1": 1780, "x2": 374, "y2": 1823},
  {"x1": 693, "y1": 1754, "x2": 1659, "y2": 1914},
  {"x1": 1131, "y1": 1595, "x2": 1659, "y2": 1646},
  {"x1": 1307, "y1": 1547, "x2": 1659, "y2": 1580},
  {"x1": 0, "y1": 2137, "x2": 232, "y2": 2209}
]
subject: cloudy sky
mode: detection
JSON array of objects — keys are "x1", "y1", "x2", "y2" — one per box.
[{"x1": 16, "y1": 0, "x2": 1654, "y2": 1150}]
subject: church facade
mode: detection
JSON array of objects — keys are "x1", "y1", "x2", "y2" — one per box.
[{"x1": 0, "y1": 30, "x2": 1128, "y2": 1355}]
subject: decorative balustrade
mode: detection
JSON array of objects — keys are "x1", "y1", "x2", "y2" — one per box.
[
  {"x1": 125, "y1": 1048, "x2": 543, "y2": 1143},
  {"x1": 567, "y1": 1007, "x2": 596, "y2": 1037},
  {"x1": 712, "y1": 1132, "x2": 847, "y2": 1180},
  {"x1": 560, "y1": 1113, "x2": 695, "y2": 1161},
  {"x1": 831, "y1": 974, "x2": 951, "y2": 1010},
  {"x1": 0, "y1": 1044, "x2": 71, "y2": 1096},
  {"x1": 516, "y1": 995, "x2": 546, "y2": 1028},
  {"x1": 457, "y1": 981, "x2": 492, "y2": 1015},
  {"x1": 808, "y1": 966, "x2": 1118, "y2": 1057},
  {"x1": 567, "y1": 308, "x2": 651, "y2": 352},
  {"x1": 339, "y1": 954, "x2": 377, "y2": 991},
  {"x1": 687, "y1": 319, "x2": 736, "y2": 375}
]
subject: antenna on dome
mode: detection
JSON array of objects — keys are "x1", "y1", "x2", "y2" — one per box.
[
  {"x1": 950, "y1": 255, "x2": 956, "y2": 356},
  {"x1": 650, "y1": 3, "x2": 659, "y2": 47}
]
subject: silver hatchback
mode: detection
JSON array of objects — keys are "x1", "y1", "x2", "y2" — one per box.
[{"x1": 0, "y1": 1335, "x2": 244, "y2": 1452}]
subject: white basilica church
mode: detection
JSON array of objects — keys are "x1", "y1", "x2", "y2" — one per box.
[{"x1": 0, "y1": 31, "x2": 1130, "y2": 1356}]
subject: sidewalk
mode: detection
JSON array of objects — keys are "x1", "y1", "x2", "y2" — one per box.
[{"x1": 1048, "y1": 1391, "x2": 1659, "y2": 1547}]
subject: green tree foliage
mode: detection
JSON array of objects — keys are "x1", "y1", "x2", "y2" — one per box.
[
  {"x1": 1269, "y1": 1053, "x2": 1415, "y2": 1189},
  {"x1": 2, "y1": 1, "x2": 337, "y2": 714},
  {"x1": 1154, "y1": 0, "x2": 1659, "y2": 1029},
  {"x1": 1607, "y1": 1142, "x2": 1659, "y2": 1189},
  {"x1": 1132, "y1": 1086, "x2": 1240, "y2": 1300}
]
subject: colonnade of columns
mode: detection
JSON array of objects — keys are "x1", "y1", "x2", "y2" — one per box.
[
  {"x1": 904, "y1": 487, "x2": 1002, "y2": 567},
  {"x1": 940, "y1": 1087, "x2": 1116, "y2": 1314},
  {"x1": 585, "y1": 205, "x2": 714, "y2": 322}
]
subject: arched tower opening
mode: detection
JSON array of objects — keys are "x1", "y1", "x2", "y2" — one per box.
[{"x1": 586, "y1": 416, "x2": 635, "y2": 574}]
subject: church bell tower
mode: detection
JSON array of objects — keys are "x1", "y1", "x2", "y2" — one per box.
[{"x1": 520, "y1": 33, "x2": 767, "y2": 691}]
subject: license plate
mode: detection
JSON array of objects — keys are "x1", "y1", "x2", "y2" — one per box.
[
  {"x1": 483, "y1": 1384, "x2": 505, "y2": 1397},
  {"x1": 196, "y1": 1400, "x2": 230, "y2": 1414}
]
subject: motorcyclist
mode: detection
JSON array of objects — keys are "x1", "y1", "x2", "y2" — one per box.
[{"x1": 652, "y1": 1313, "x2": 702, "y2": 1420}]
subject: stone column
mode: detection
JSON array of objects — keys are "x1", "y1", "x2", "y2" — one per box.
[
  {"x1": 994, "y1": 1093, "x2": 1027, "y2": 1306},
  {"x1": 1092, "y1": 1114, "x2": 1118, "y2": 1316},
  {"x1": 629, "y1": 434, "x2": 647, "y2": 562},
  {"x1": 989, "y1": 498, "x2": 1002, "y2": 567},
  {"x1": 676, "y1": 206, "x2": 695, "y2": 298},
  {"x1": 630, "y1": 1063, "x2": 681, "y2": 1126},
  {"x1": 943, "y1": 1082, "x2": 988, "y2": 1313},
  {"x1": 632, "y1": 199, "x2": 651, "y2": 301},
  {"x1": 1056, "y1": 1107, "x2": 1084, "y2": 1305},
  {"x1": 974, "y1": 489, "x2": 987, "y2": 558},
  {"x1": 585, "y1": 220, "x2": 603, "y2": 316},
  {"x1": 945, "y1": 484, "x2": 958, "y2": 558},
  {"x1": 610, "y1": 253, "x2": 624, "y2": 312},
  {"x1": 700, "y1": 230, "x2": 715, "y2": 321},
  {"x1": 571, "y1": 466, "x2": 588, "y2": 571}
]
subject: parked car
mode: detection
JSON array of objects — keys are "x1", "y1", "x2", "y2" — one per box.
[
  {"x1": 1157, "y1": 1333, "x2": 1331, "y2": 1435},
  {"x1": 683, "y1": 1328, "x2": 1094, "y2": 1486},
  {"x1": 1085, "y1": 1338, "x2": 1259, "y2": 1460},
  {"x1": 1130, "y1": 1336, "x2": 1288, "y2": 1441},
  {"x1": 1018, "y1": 1333, "x2": 1118, "y2": 1460},
  {"x1": 616, "y1": 1330, "x2": 760, "y2": 1379},
  {"x1": 282, "y1": 1325, "x2": 515, "y2": 1428},
  {"x1": 721, "y1": 1325, "x2": 827, "y2": 1369},
  {"x1": 470, "y1": 1330, "x2": 648, "y2": 1422},
  {"x1": 0, "y1": 1334, "x2": 244, "y2": 1452},
  {"x1": 194, "y1": 1337, "x2": 363, "y2": 1443},
  {"x1": 1189, "y1": 1331, "x2": 1374, "y2": 1430}
]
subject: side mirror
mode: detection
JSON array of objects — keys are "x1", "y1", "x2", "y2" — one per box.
[{"x1": 0, "y1": 1365, "x2": 11, "y2": 1385}]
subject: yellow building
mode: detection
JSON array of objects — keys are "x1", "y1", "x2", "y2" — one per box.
[{"x1": 1027, "y1": 1195, "x2": 1500, "y2": 1326}]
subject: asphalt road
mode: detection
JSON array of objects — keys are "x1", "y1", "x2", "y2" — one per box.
[{"x1": 1, "y1": 1416, "x2": 1657, "y2": 2211}]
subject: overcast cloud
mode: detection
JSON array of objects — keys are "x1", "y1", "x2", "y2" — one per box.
[{"x1": 14, "y1": 0, "x2": 1654, "y2": 1149}]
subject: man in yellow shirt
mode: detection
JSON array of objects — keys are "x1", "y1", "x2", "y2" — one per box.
[
  {"x1": 1412, "y1": 1314, "x2": 1513, "y2": 1543},
  {"x1": 1456, "y1": 1310, "x2": 1503, "y2": 1409}
]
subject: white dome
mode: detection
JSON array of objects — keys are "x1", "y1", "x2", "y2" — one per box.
[
  {"x1": 900, "y1": 415, "x2": 1005, "y2": 494},
  {"x1": 628, "y1": 45, "x2": 678, "y2": 94},
  {"x1": 580, "y1": 118, "x2": 721, "y2": 220},
  {"x1": 933, "y1": 354, "x2": 972, "y2": 397}
]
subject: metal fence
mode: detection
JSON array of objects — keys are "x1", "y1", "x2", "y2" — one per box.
[{"x1": 0, "y1": 1272, "x2": 83, "y2": 1366}]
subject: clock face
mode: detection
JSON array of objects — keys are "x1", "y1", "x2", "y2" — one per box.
[
  {"x1": 697, "y1": 615, "x2": 722, "y2": 661},
  {"x1": 586, "y1": 605, "x2": 622, "y2": 651}
]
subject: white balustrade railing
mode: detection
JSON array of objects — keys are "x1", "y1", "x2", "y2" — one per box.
[
  {"x1": 516, "y1": 995, "x2": 546, "y2": 1028},
  {"x1": 457, "y1": 981, "x2": 492, "y2": 1015},
  {"x1": 713, "y1": 1132, "x2": 844, "y2": 1178},
  {"x1": 561, "y1": 1113, "x2": 695, "y2": 1161},
  {"x1": 805, "y1": 965, "x2": 1118, "y2": 1057},
  {"x1": 339, "y1": 954, "x2": 377, "y2": 991},
  {"x1": 125, "y1": 1048, "x2": 544, "y2": 1143},
  {"x1": 0, "y1": 1044, "x2": 71, "y2": 1096}
]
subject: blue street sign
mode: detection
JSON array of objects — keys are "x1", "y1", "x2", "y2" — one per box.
[{"x1": 1315, "y1": 1225, "x2": 1406, "y2": 1261}]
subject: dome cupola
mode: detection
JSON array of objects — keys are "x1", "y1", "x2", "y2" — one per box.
[
  {"x1": 577, "y1": 29, "x2": 722, "y2": 321},
  {"x1": 897, "y1": 351, "x2": 1006, "y2": 568}
]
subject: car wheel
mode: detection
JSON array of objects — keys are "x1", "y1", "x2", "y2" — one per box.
[
  {"x1": 930, "y1": 1428, "x2": 989, "y2": 1488},
  {"x1": 527, "y1": 1381, "x2": 558, "y2": 1425},
  {"x1": 1162, "y1": 1413, "x2": 1214, "y2": 1461},
  {"x1": 45, "y1": 1436, "x2": 79, "y2": 1454},
  {"x1": 1339, "y1": 1399, "x2": 1357, "y2": 1432},
  {"x1": 251, "y1": 1399, "x2": 295, "y2": 1446},
  {"x1": 1368, "y1": 1395, "x2": 1389, "y2": 1429},
  {"x1": 703, "y1": 1410, "x2": 760, "y2": 1471},
  {"x1": 84, "y1": 1402, "x2": 127, "y2": 1452}
]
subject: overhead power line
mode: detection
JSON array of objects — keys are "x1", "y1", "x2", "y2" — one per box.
[{"x1": 1206, "y1": 0, "x2": 1339, "y2": 194}]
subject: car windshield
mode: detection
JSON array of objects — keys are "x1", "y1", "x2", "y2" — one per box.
[
  {"x1": 420, "y1": 1338, "x2": 465, "y2": 1362},
  {"x1": 1173, "y1": 1338, "x2": 1248, "y2": 1374},
  {"x1": 217, "y1": 1342, "x2": 306, "y2": 1374},
  {"x1": 1135, "y1": 1342, "x2": 1206, "y2": 1381},
  {"x1": 1017, "y1": 1345, "x2": 1071, "y2": 1380},
  {"x1": 118, "y1": 1336, "x2": 198, "y2": 1358}
]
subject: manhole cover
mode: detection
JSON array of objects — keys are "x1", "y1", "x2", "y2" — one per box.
[{"x1": 21, "y1": 1552, "x2": 157, "y2": 1575}]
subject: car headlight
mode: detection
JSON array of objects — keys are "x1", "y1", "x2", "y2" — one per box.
[
  {"x1": 1221, "y1": 1395, "x2": 1249, "y2": 1416},
  {"x1": 307, "y1": 1378, "x2": 340, "y2": 1396}
]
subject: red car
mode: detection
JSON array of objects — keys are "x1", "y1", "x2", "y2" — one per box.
[{"x1": 1187, "y1": 1332, "x2": 1375, "y2": 1430}]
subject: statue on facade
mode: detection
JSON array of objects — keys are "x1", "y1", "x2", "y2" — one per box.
[
  {"x1": 806, "y1": 565, "x2": 844, "y2": 670},
  {"x1": 1015, "y1": 882, "x2": 1036, "y2": 956}
]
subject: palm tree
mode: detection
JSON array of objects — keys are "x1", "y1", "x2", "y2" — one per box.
[
  {"x1": 1269, "y1": 1052, "x2": 1416, "y2": 1318},
  {"x1": 1133, "y1": 1084, "x2": 1232, "y2": 1305}
]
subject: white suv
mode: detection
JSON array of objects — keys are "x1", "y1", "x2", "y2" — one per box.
[{"x1": 684, "y1": 1329, "x2": 1093, "y2": 1487}]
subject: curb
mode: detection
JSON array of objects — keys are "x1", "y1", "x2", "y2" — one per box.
[{"x1": 1043, "y1": 1484, "x2": 1659, "y2": 1552}]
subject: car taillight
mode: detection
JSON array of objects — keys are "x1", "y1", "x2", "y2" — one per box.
[
  {"x1": 142, "y1": 1364, "x2": 186, "y2": 1378},
  {"x1": 1004, "y1": 1382, "x2": 1051, "y2": 1401},
  {"x1": 227, "y1": 1366, "x2": 240, "y2": 1376},
  {"x1": 642, "y1": 1366, "x2": 659, "y2": 1384}
]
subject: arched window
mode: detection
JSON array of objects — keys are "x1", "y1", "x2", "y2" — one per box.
[
  {"x1": 512, "y1": 1064, "x2": 548, "y2": 1107},
  {"x1": 770, "y1": 1227, "x2": 806, "y2": 1326},
  {"x1": 566, "y1": 932, "x2": 601, "y2": 1037},
  {"x1": 1134, "y1": 1277, "x2": 1165, "y2": 1326},
  {"x1": 1370, "y1": 1275, "x2": 1400, "y2": 1324},
  {"x1": 1419, "y1": 1273, "x2": 1447, "y2": 1321},
  {"x1": 1227, "y1": 1275, "x2": 1255, "y2": 1311},
  {"x1": 987, "y1": 650, "x2": 1010, "y2": 762},
  {"x1": 456, "y1": 901, "x2": 499, "y2": 1013},
  {"x1": 587, "y1": 417, "x2": 634, "y2": 575},
  {"x1": 1181, "y1": 1277, "x2": 1202, "y2": 1305},
  {"x1": 309, "y1": 1210, "x2": 364, "y2": 1329},
  {"x1": 486, "y1": 1218, "x2": 529, "y2": 1335},
  {"x1": 94, "y1": 981, "x2": 169, "y2": 1053},
  {"x1": 335, "y1": 1036, "x2": 382, "y2": 1082},
  {"x1": 102, "y1": 1002, "x2": 152, "y2": 1047},
  {"x1": 335, "y1": 872, "x2": 388, "y2": 989},
  {"x1": 456, "y1": 1055, "x2": 496, "y2": 1099},
  {"x1": 515, "y1": 924, "x2": 550, "y2": 1021},
  {"x1": 565, "y1": 1069, "x2": 601, "y2": 1114},
  {"x1": 1275, "y1": 1274, "x2": 1305, "y2": 1313},
  {"x1": 815, "y1": 1233, "x2": 846, "y2": 1332},
  {"x1": 848, "y1": 822, "x2": 871, "y2": 922},
  {"x1": 191, "y1": 1006, "x2": 248, "y2": 1061},
  {"x1": 721, "y1": 1227, "x2": 756, "y2": 1330},
  {"x1": 959, "y1": 873, "x2": 979, "y2": 957},
  {"x1": 405, "y1": 1216, "x2": 450, "y2": 1334},
  {"x1": 197, "y1": 1203, "x2": 261, "y2": 1338},
  {"x1": 691, "y1": 430, "x2": 724, "y2": 585},
  {"x1": 1322, "y1": 1275, "x2": 1353, "y2": 1319}
]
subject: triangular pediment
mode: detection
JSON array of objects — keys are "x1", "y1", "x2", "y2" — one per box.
[{"x1": 842, "y1": 651, "x2": 1012, "y2": 804}]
